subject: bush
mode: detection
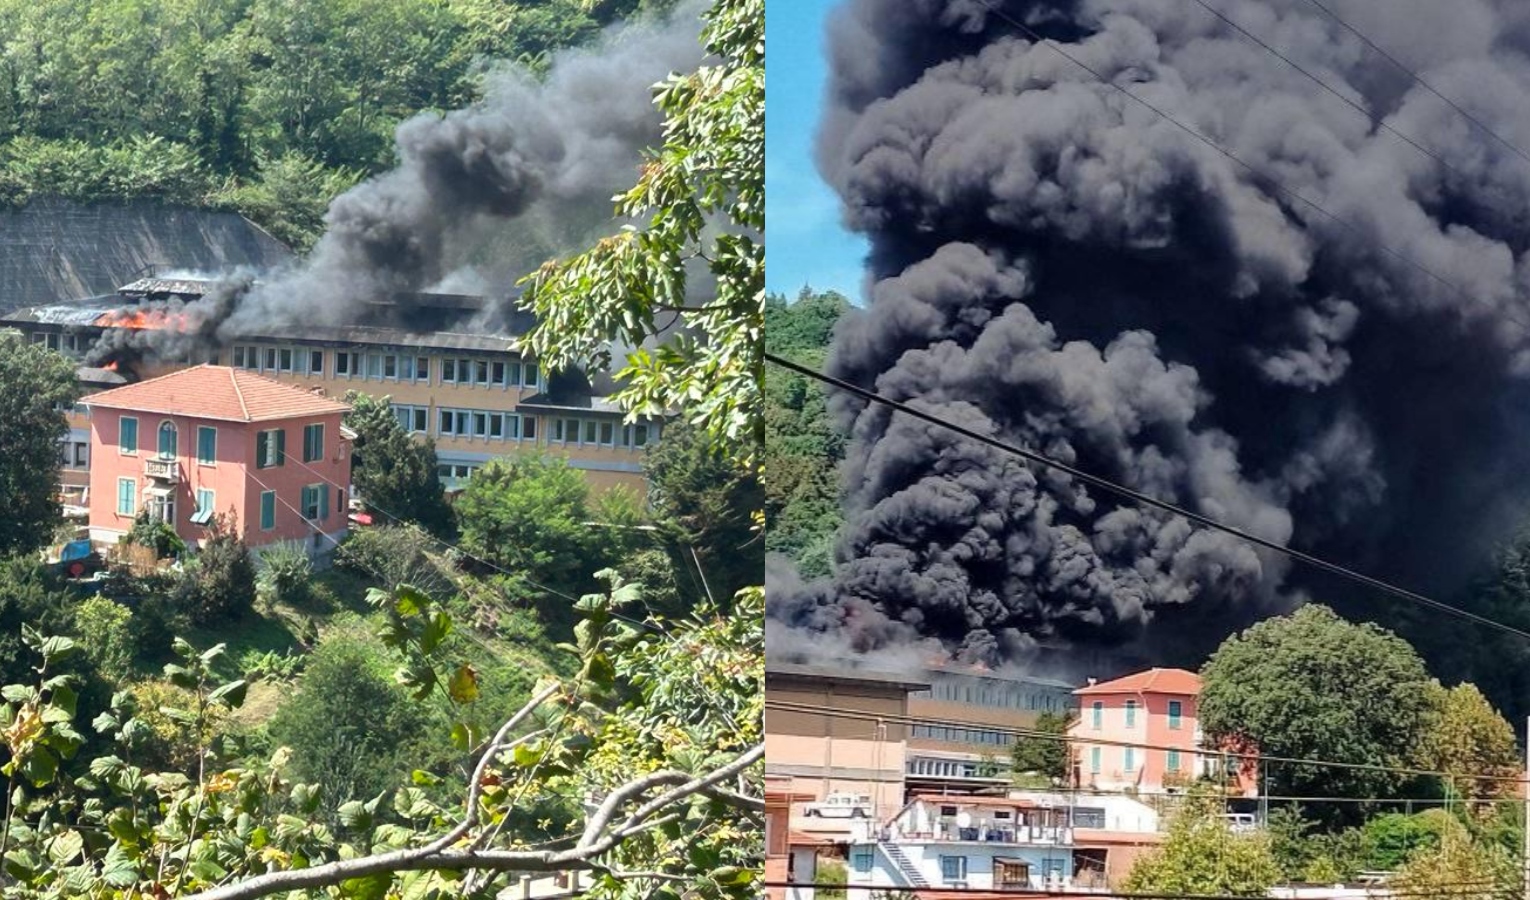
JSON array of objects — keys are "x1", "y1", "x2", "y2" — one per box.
[
  {"x1": 178, "y1": 513, "x2": 256, "y2": 625},
  {"x1": 73, "y1": 595, "x2": 135, "y2": 682},
  {"x1": 265, "y1": 636, "x2": 429, "y2": 821},
  {"x1": 257, "y1": 541, "x2": 313, "y2": 610},
  {"x1": 128, "y1": 680, "x2": 232, "y2": 775},
  {"x1": 335, "y1": 525, "x2": 453, "y2": 597},
  {"x1": 122, "y1": 511, "x2": 186, "y2": 559}
]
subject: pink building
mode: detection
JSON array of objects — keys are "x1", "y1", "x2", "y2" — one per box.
[
  {"x1": 85, "y1": 365, "x2": 352, "y2": 554},
  {"x1": 1068, "y1": 668, "x2": 1257, "y2": 798}
]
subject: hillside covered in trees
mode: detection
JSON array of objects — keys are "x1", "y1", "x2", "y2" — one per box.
[{"x1": 0, "y1": 0, "x2": 676, "y2": 249}]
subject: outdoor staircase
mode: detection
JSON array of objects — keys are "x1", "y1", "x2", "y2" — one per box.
[{"x1": 878, "y1": 843, "x2": 929, "y2": 888}]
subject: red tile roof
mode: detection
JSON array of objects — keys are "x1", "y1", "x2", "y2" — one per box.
[
  {"x1": 83, "y1": 365, "x2": 350, "y2": 423},
  {"x1": 1073, "y1": 667, "x2": 1201, "y2": 697}
]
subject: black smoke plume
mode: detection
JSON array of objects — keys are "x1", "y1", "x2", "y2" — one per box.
[
  {"x1": 769, "y1": 0, "x2": 1530, "y2": 669},
  {"x1": 89, "y1": 2, "x2": 705, "y2": 360}
]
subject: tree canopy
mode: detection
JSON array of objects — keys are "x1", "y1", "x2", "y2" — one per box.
[
  {"x1": 1198, "y1": 605, "x2": 1438, "y2": 818},
  {"x1": 0, "y1": 334, "x2": 80, "y2": 557},
  {"x1": 1124, "y1": 794, "x2": 1280, "y2": 896},
  {"x1": 344, "y1": 392, "x2": 453, "y2": 536}
]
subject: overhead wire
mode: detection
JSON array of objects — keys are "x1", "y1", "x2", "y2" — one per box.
[
  {"x1": 960, "y1": 0, "x2": 1530, "y2": 341},
  {"x1": 1186, "y1": 0, "x2": 1473, "y2": 182},
  {"x1": 760, "y1": 880, "x2": 1515, "y2": 899},
  {"x1": 764, "y1": 352, "x2": 1530, "y2": 643},
  {"x1": 1295, "y1": 0, "x2": 1530, "y2": 168}
]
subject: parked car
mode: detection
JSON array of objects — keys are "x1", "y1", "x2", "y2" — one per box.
[
  {"x1": 1221, "y1": 813, "x2": 1258, "y2": 833},
  {"x1": 803, "y1": 793, "x2": 872, "y2": 818}
]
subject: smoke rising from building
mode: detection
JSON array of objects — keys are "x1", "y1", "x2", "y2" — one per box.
[
  {"x1": 89, "y1": 2, "x2": 705, "y2": 364},
  {"x1": 768, "y1": 0, "x2": 1530, "y2": 668}
]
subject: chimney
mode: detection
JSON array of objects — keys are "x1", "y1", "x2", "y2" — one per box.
[{"x1": 1087, "y1": 678, "x2": 1097, "y2": 687}]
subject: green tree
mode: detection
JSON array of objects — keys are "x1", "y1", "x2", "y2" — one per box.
[
  {"x1": 1199, "y1": 605, "x2": 1437, "y2": 820},
  {"x1": 1010, "y1": 711, "x2": 1069, "y2": 782},
  {"x1": 71, "y1": 595, "x2": 135, "y2": 683},
  {"x1": 176, "y1": 511, "x2": 257, "y2": 625},
  {"x1": 265, "y1": 635, "x2": 429, "y2": 821},
  {"x1": 1123, "y1": 793, "x2": 1280, "y2": 896},
  {"x1": 344, "y1": 392, "x2": 453, "y2": 536},
  {"x1": 644, "y1": 420, "x2": 763, "y2": 605},
  {"x1": 519, "y1": 0, "x2": 764, "y2": 466},
  {"x1": 1423, "y1": 682, "x2": 1521, "y2": 806},
  {"x1": 1362, "y1": 811, "x2": 1454, "y2": 871},
  {"x1": 455, "y1": 454, "x2": 604, "y2": 593},
  {"x1": 1389, "y1": 827, "x2": 1519, "y2": 900},
  {"x1": 0, "y1": 333, "x2": 79, "y2": 557}
]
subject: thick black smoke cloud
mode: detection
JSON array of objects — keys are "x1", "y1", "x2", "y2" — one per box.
[
  {"x1": 768, "y1": 0, "x2": 1530, "y2": 668},
  {"x1": 90, "y1": 3, "x2": 705, "y2": 363}
]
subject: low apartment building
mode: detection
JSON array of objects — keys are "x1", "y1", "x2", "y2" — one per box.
[
  {"x1": 1068, "y1": 667, "x2": 1258, "y2": 798},
  {"x1": 5, "y1": 276, "x2": 660, "y2": 501},
  {"x1": 905, "y1": 666, "x2": 1077, "y2": 793},
  {"x1": 84, "y1": 365, "x2": 352, "y2": 553},
  {"x1": 844, "y1": 794, "x2": 1076, "y2": 892}
]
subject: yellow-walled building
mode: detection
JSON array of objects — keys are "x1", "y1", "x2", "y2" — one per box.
[{"x1": 5, "y1": 277, "x2": 660, "y2": 506}]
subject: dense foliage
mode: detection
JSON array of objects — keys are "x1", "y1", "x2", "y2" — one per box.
[
  {"x1": 0, "y1": 334, "x2": 79, "y2": 558},
  {"x1": 1124, "y1": 794, "x2": 1280, "y2": 896},
  {"x1": 0, "y1": 0, "x2": 669, "y2": 248},
  {"x1": 1199, "y1": 605, "x2": 1438, "y2": 820},
  {"x1": 344, "y1": 393, "x2": 453, "y2": 537},
  {"x1": 762, "y1": 289, "x2": 850, "y2": 577},
  {"x1": 1009, "y1": 711, "x2": 1070, "y2": 782}
]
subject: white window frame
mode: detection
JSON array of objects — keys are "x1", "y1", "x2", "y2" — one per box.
[{"x1": 120, "y1": 416, "x2": 139, "y2": 455}]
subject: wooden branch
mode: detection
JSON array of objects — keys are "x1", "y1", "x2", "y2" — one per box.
[{"x1": 181, "y1": 743, "x2": 764, "y2": 900}]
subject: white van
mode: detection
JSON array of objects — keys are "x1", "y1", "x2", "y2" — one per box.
[{"x1": 803, "y1": 793, "x2": 872, "y2": 819}]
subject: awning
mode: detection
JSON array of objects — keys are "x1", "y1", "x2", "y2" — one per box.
[{"x1": 190, "y1": 508, "x2": 214, "y2": 525}]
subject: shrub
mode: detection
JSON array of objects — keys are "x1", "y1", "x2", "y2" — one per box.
[
  {"x1": 73, "y1": 594, "x2": 135, "y2": 682},
  {"x1": 335, "y1": 525, "x2": 453, "y2": 597},
  {"x1": 128, "y1": 680, "x2": 232, "y2": 775},
  {"x1": 266, "y1": 636, "x2": 429, "y2": 820},
  {"x1": 122, "y1": 511, "x2": 186, "y2": 559},
  {"x1": 257, "y1": 541, "x2": 313, "y2": 610},
  {"x1": 179, "y1": 513, "x2": 256, "y2": 625}
]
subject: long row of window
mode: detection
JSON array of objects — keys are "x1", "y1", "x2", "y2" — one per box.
[
  {"x1": 114, "y1": 477, "x2": 342, "y2": 529},
  {"x1": 914, "y1": 679, "x2": 1073, "y2": 712},
  {"x1": 1083, "y1": 745, "x2": 1184, "y2": 775},
  {"x1": 118, "y1": 417, "x2": 327, "y2": 470},
  {"x1": 1087, "y1": 699, "x2": 1183, "y2": 730},
  {"x1": 909, "y1": 724, "x2": 1015, "y2": 747},
  {"x1": 388, "y1": 405, "x2": 657, "y2": 449},
  {"x1": 905, "y1": 757, "x2": 1007, "y2": 780},
  {"x1": 231, "y1": 345, "x2": 541, "y2": 389}
]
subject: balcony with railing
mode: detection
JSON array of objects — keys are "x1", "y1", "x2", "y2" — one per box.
[
  {"x1": 144, "y1": 456, "x2": 180, "y2": 483},
  {"x1": 906, "y1": 822, "x2": 1074, "y2": 846}
]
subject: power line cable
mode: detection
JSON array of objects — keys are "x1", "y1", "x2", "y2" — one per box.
[
  {"x1": 280, "y1": 452, "x2": 668, "y2": 635},
  {"x1": 767, "y1": 700, "x2": 1530, "y2": 786},
  {"x1": 961, "y1": 0, "x2": 1530, "y2": 340},
  {"x1": 764, "y1": 352, "x2": 1530, "y2": 643},
  {"x1": 1295, "y1": 0, "x2": 1530, "y2": 168},
  {"x1": 1186, "y1": 0, "x2": 1470, "y2": 182},
  {"x1": 761, "y1": 880, "x2": 1512, "y2": 899}
]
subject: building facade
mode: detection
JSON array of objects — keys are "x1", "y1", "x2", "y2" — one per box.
[
  {"x1": 905, "y1": 667, "x2": 1077, "y2": 793},
  {"x1": 5, "y1": 277, "x2": 659, "y2": 502},
  {"x1": 84, "y1": 366, "x2": 352, "y2": 553},
  {"x1": 1068, "y1": 667, "x2": 1258, "y2": 797}
]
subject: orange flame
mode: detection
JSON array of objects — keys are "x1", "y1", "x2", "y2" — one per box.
[
  {"x1": 95, "y1": 308, "x2": 192, "y2": 331},
  {"x1": 103, "y1": 361, "x2": 119, "y2": 372}
]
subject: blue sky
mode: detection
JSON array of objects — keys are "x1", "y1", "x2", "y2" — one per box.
[{"x1": 765, "y1": 0, "x2": 869, "y2": 303}]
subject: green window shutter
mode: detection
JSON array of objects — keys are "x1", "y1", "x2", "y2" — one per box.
[
  {"x1": 120, "y1": 417, "x2": 137, "y2": 452},
  {"x1": 198, "y1": 427, "x2": 216, "y2": 464},
  {"x1": 276, "y1": 429, "x2": 286, "y2": 465},
  {"x1": 319, "y1": 484, "x2": 330, "y2": 521},
  {"x1": 260, "y1": 491, "x2": 276, "y2": 529}
]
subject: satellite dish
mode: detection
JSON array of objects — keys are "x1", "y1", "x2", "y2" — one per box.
[{"x1": 956, "y1": 812, "x2": 973, "y2": 828}]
